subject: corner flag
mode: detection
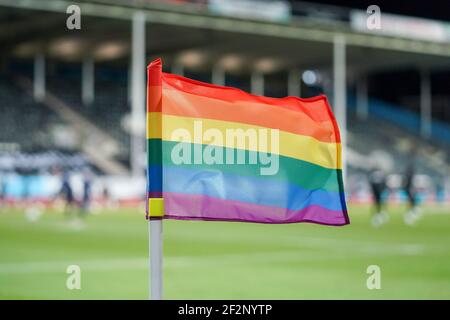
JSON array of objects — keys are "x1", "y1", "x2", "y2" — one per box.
[{"x1": 146, "y1": 58, "x2": 348, "y2": 225}]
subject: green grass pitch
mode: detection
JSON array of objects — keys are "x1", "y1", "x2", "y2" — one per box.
[{"x1": 0, "y1": 204, "x2": 449, "y2": 299}]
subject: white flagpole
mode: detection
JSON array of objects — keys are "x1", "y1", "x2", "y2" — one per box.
[{"x1": 149, "y1": 219, "x2": 163, "y2": 300}]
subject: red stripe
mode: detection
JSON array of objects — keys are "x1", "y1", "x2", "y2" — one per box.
[
  {"x1": 162, "y1": 72, "x2": 335, "y2": 123},
  {"x1": 147, "y1": 58, "x2": 162, "y2": 112}
]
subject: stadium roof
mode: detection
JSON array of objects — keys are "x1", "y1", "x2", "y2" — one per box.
[{"x1": 1, "y1": 0, "x2": 450, "y2": 75}]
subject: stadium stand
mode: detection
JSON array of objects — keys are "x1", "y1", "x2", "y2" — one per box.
[{"x1": 0, "y1": 77, "x2": 61, "y2": 151}]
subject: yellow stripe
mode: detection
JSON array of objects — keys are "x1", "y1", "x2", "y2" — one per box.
[
  {"x1": 147, "y1": 112, "x2": 162, "y2": 138},
  {"x1": 148, "y1": 198, "x2": 164, "y2": 217},
  {"x1": 148, "y1": 112, "x2": 340, "y2": 169}
]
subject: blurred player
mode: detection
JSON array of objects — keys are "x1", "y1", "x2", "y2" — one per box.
[
  {"x1": 368, "y1": 167, "x2": 389, "y2": 227},
  {"x1": 81, "y1": 167, "x2": 93, "y2": 216},
  {"x1": 102, "y1": 184, "x2": 112, "y2": 209},
  {"x1": 59, "y1": 171, "x2": 76, "y2": 218},
  {"x1": 403, "y1": 163, "x2": 422, "y2": 225}
]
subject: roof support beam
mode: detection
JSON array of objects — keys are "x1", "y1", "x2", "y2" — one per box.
[
  {"x1": 356, "y1": 74, "x2": 368, "y2": 120},
  {"x1": 333, "y1": 34, "x2": 347, "y2": 181},
  {"x1": 82, "y1": 54, "x2": 94, "y2": 106},
  {"x1": 420, "y1": 69, "x2": 432, "y2": 139},
  {"x1": 33, "y1": 49, "x2": 45, "y2": 102},
  {"x1": 212, "y1": 63, "x2": 225, "y2": 86},
  {"x1": 251, "y1": 71, "x2": 264, "y2": 96},
  {"x1": 288, "y1": 68, "x2": 301, "y2": 98},
  {"x1": 130, "y1": 11, "x2": 146, "y2": 177}
]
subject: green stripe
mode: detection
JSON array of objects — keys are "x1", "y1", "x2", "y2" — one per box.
[
  {"x1": 148, "y1": 138, "x2": 162, "y2": 165},
  {"x1": 148, "y1": 139, "x2": 342, "y2": 192}
]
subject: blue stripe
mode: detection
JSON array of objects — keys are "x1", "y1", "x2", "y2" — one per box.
[
  {"x1": 155, "y1": 165, "x2": 344, "y2": 211},
  {"x1": 148, "y1": 164, "x2": 162, "y2": 192}
]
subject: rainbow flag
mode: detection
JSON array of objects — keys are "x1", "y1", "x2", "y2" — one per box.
[{"x1": 146, "y1": 58, "x2": 349, "y2": 226}]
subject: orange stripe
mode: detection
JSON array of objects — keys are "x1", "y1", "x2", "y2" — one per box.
[{"x1": 161, "y1": 87, "x2": 339, "y2": 143}]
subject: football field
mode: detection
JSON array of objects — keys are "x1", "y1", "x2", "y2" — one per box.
[{"x1": 0, "y1": 204, "x2": 449, "y2": 299}]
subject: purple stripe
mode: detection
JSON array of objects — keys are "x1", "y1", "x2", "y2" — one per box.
[
  {"x1": 148, "y1": 191, "x2": 163, "y2": 198},
  {"x1": 162, "y1": 192, "x2": 348, "y2": 226}
]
